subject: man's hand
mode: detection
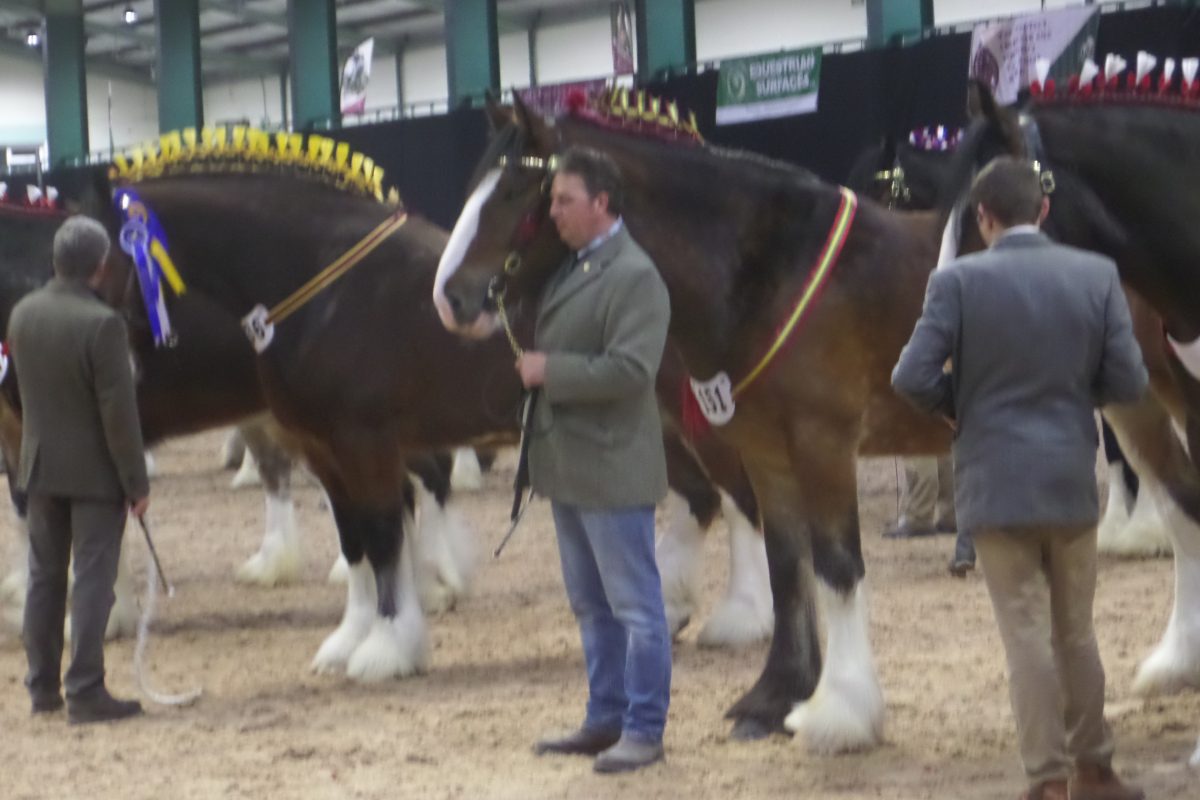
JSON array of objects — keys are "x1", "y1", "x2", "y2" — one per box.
[
  {"x1": 516, "y1": 352, "x2": 547, "y2": 389},
  {"x1": 130, "y1": 496, "x2": 150, "y2": 518}
]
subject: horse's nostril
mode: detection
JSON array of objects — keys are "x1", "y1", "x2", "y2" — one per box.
[{"x1": 446, "y1": 292, "x2": 463, "y2": 313}]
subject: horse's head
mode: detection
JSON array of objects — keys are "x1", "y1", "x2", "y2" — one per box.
[{"x1": 433, "y1": 95, "x2": 569, "y2": 339}]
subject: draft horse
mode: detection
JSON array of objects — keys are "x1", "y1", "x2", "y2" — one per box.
[{"x1": 434, "y1": 91, "x2": 953, "y2": 751}]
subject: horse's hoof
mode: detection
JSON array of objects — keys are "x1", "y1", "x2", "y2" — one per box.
[{"x1": 729, "y1": 716, "x2": 784, "y2": 741}]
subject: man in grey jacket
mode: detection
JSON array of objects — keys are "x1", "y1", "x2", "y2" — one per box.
[
  {"x1": 892, "y1": 158, "x2": 1146, "y2": 800},
  {"x1": 9, "y1": 216, "x2": 150, "y2": 724},
  {"x1": 516, "y1": 147, "x2": 671, "y2": 774}
]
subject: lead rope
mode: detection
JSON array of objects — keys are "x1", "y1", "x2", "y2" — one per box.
[{"x1": 133, "y1": 516, "x2": 202, "y2": 706}]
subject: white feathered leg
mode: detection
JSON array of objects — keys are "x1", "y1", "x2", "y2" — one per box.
[
  {"x1": 105, "y1": 535, "x2": 138, "y2": 639},
  {"x1": 1111, "y1": 479, "x2": 1173, "y2": 557},
  {"x1": 1133, "y1": 496, "x2": 1200, "y2": 695},
  {"x1": 656, "y1": 491, "x2": 705, "y2": 638},
  {"x1": 784, "y1": 581, "x2": 885, "y2": 753},
  {"x1": 1097, "y1": 463, "x2": 1132, "y2": 554},
  {"x1": 2, "y1": 511, "x2": 30, "y2": 632},
  {"x1": 449, "y1": 447, "x2": 483, "y2": 492},
  {"x1": 311, "y1": 560, "x2": 377, "y2": 675},
  {"x1": 327, "y1": 554, "x2": 349, "y2": 584},
  {"x1": 1190, "y1": 734, "x2": 1200, "y2": 769},
  {"x1": 236, "y1": 490, "x2": 301, "y2": 586},
  {"x1": 698, "y1": 494, "x2": 772, "y2": 648},
  {"x1": 231, "y1": 447, "x2": 262, "y2": 489},
  {"x1": 410, "y1": 477, "x2": 477, "y2": 614},
  {"x1": 346, "y1": 509, "x2": 430, "y2": 681},
  {"x1": 219, "y1": 428, "x2": 246, "y2": 470}
]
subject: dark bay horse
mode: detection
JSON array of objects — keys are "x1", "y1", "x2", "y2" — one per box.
[
  {"x1": 941, "y1": 83, "x2": 1200, "y2": 696},
  {"x1": 434, "y1": 92, "x2": 955, "y2": 750}
]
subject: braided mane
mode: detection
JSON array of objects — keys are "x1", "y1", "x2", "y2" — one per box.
[
  {"x1": 565, "y1": 88, "x2": 704, "y2": 145},
  {"x1": 109, "y1": 127, "x2": 401, "y2": 205}
]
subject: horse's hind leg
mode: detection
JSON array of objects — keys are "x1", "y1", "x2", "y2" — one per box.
[
  {"x1": 407, "y1": 452, "x2": 478, "y2": 613},
  {"x1": 234, "y1": 421, "x2": 301, "y2": 587},
  {"x1": 1105, "y1": 397, "x2": 1200, "y2": 695}
]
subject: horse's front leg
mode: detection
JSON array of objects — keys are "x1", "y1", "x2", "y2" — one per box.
[{"x1": 235, "y1": 421, "x2": 302, "y2": 587}]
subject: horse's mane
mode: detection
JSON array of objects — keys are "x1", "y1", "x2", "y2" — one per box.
[
  {"x1": 562, "y1": 89, "x2": 823, "y2": 189},
  {"x1": 109, "y1": 127, "x2": 401, "y2": 206}
]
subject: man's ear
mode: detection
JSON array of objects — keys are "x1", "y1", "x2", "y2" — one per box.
[{"x1": 1037, "y1": 196, "x2": 1050, "y2": 225}]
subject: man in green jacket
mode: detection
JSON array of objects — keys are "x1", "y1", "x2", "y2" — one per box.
[
  {"x1": 9, "y1": 216, "x2": 150, "y2": 724},
  {"x1": 517, "y1": 147, "x2": 672, "y2": 773}
]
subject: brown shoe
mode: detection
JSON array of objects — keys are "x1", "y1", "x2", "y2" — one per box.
[
  {"x1": 1019, "y1": 779, "x2": 1068, "y2": 800},
  {"x1": 534, "y1": 727, "x2": 621, "y2": 757},
  {"x1": 1071, "y1": 763, "x2": 1145, "y2": 800}
]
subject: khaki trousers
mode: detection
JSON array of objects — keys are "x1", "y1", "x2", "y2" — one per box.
[
  {"x1": 974, "y1": 525, "x2": 1114, "y2": 784},
  {"x1": 900, "y1": 455, "x2": 955, "y2": 529}
]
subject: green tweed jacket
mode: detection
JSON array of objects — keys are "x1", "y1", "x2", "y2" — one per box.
[
  {"x1": 8, "y1": 278, "x2": 149, "y2": 502},
  {"x1": 529, "y1": 225, "x2": 671, "y2": 509}
]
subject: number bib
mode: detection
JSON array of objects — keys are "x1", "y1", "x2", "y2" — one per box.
[
  {"x1": 688, "y1": 371, "x2": 736, "y2": 426},
  {"x1": 242, "y1": 304, "x2": 275, "y2": 353}
]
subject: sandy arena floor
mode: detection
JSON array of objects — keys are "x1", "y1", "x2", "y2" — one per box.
[{"x1": 0, "y1": 430, "x2": 1196, "y2": 799}]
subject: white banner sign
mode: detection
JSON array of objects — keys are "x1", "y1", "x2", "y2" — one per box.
[
  {"x1": 969, "y1": 7, "x2": 1099, "y2": 104},
  {"x1": 340, "y1": 37, "x2": 375, "y2": 115}
]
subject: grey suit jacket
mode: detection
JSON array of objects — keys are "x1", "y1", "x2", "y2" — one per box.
[
  {"x1": 8, "y1": 278, "x2": 149, "y2": 502},
  {"x1": 892, "y1": 231, "x2": 1147, "y2": 532},
  {"x1": 529, "y1": 225, "x2": 671, "y2": 509}
]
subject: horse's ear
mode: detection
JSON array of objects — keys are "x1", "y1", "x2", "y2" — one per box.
[
  {"x1": 967, "y1": 79, "x2": 998, "y2": 121},
  {"x1": 484, "y1": 92, "x2": 512, "y2": 132},
  {"x1": 512, "y1": 91, "x2": 556, "y2": 154}
]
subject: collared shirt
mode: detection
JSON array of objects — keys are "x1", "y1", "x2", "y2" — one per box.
[
  {"x1": 576, "y1": 217, "x2": 623, "y2": 262},
  {"x1": 995, "y1": 223, "x2": 1041, "y2": 243}
]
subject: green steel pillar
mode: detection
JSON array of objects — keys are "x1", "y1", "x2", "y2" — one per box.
[
  {"x1": 634, "y1": 0, "x2": 695, "y2": 81},
  {"x1": 444, "y1": 0, "x2": 498, "y2": 108},
  {"x1": 155, "y1": 0, "x2": 203, "y2": 132},
  {"x1": 866, "y1": 0, "x2": 933, "y2": 47},
  {"x1": 287, "y1": 0, "x2": 339, "y2": 129},
  {"x1": 43, "y1": 0, "x2": 88, "y2": 166}
]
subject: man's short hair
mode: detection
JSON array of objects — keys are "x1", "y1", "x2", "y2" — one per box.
[
  {"x1": 968, "y1": 156, "x2": 1045, "y2": 228},
  {"x1": 556, "y1": 146, "x2": 624, "y2": 216},
  {"x1": 53, "y1": 216, "x2": 110, "y2": 281}
]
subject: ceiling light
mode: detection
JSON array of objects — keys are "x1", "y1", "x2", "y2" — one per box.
[
  {"x1": 25, "y1": 30, "x2": 39, "y2": 47},
  {"x1": 124, "y1": 5, "x2": 137, "y2": 25}
]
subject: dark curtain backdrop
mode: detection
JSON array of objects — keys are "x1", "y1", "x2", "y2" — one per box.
[{"x1": 8, "y1": 5, "x2": 1198, "y2": 229}]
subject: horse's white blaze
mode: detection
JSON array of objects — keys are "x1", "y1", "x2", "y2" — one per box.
[
  {"x1": 410, "y1": 475, "x2": 477, "y2": 614},
  {"x1": 346, "y1": 510, "x2": 430, "y2": 681},
  {"x1": 230, "y1": 447, "x2": 262, "y2": 489},
  {"x1": 1168, "y1": 334, "x2": 1200, "y2": 381},
  {"x1": 936, "y1": 201, "x2": 963, "y2": 269},
  {"x1": 1133, "y1": 495, "x2": 1200, "y2": 695},
  {"x1": 784, "y1": 581, "x2": 884, "y2": 753},
  {"x1": 311, "y1": 560, "x2": 377, "y2": 675},
  {"x1": 1097, "y1": 462, "x2": 1132, "y2": 552},
  {"x1": 105, "y1": 536, "x2": 138, "y2": 640},
  {"x1": 433, "y1": 169, "x2": 502, "y2": 331},
  {"x1": 699, "y1": 494, "x2": 772, "y2": 648},
  {"x1": 236, "y1": 491, "x2": 301, "y2": 586},
  {"x1": 449, "y1": 447, "x2": 484, "y2": 491},
  {"x1": 656, "y1": 491, "x2": 705, "y2": 638}
]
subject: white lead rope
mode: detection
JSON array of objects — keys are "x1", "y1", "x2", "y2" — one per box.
[{"x1": 133, "y1": 517, "x2": 202, "y2": 707}]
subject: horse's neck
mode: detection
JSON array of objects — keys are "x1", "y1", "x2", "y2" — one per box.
[{"x1": 566, "y1": 126, "x2": 778, "y2": 376}]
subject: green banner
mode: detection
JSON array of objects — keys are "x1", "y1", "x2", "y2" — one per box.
[{"x1": 716, "y1": 47, "x2": 821, "y2": 125}]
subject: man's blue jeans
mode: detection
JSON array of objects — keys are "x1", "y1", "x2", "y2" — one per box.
[{"x1": 551, "y1": 502, "x2": 672, "y2": 743}]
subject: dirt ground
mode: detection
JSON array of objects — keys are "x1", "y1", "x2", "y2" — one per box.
[{"x1": 0, "y1": 430, "x2": 1196, "y2": 800}]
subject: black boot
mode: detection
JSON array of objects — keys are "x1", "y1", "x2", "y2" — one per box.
[{"x1": 67, "y1": 686, "x2": 142, "y2": 724}]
